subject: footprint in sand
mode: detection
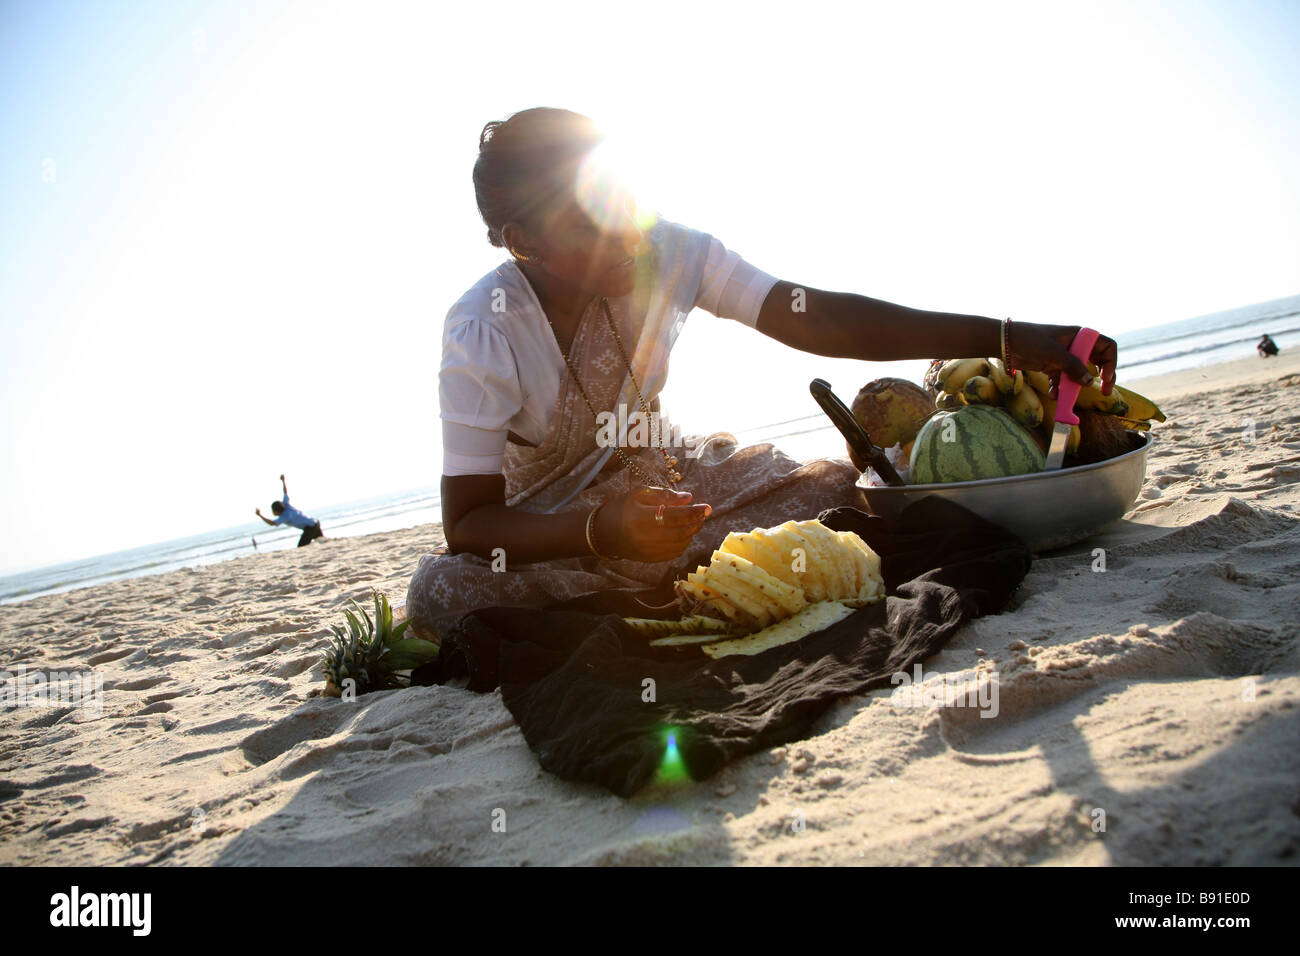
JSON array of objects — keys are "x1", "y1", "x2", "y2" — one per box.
[
  {"x1": 86, "y1": 646, "x2": 136, "y2": 666},
  {"x1": 270, "y1": 653, "x2": 322, "y2": 679},
  {"x1": 236, "y1": 703, "x2": 353, "y2": 767},
  {"x1": 107, "y1": 675, "x2": 169, "y2": 692}
]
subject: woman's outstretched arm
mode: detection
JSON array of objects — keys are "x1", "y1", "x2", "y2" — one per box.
[{"x1": 753, "y1": 280, "x2": 1116, "y2": 392}]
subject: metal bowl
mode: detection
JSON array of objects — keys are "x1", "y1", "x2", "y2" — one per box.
[{"x1": 856, "y1": 432, "x2": 1154, "y2": 553}]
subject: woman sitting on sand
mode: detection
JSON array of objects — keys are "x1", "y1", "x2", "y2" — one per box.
[{"x1": 405, "y1": 107, "x2": 1117, "y2": 641}]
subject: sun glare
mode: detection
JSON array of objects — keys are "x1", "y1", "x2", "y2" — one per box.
[{"x1": 575, "y1": 128, "x2": 680, "y2": 234}]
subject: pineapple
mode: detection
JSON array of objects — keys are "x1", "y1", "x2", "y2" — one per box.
[{"x1": 321, "y1": 590, "x2": 438, "y2": 697}]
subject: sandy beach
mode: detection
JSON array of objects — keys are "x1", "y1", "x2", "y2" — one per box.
[{"x1": 2, "y1": 351, "x2": 1298, "y2": 866}]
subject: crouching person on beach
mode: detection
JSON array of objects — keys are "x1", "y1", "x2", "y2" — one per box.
[
  {"x1": 405, "y1": 107, "x2": 1118, "y2": 643},
  {"x1": 255, "y1": 474, "x2": 324, "y2": 547}
]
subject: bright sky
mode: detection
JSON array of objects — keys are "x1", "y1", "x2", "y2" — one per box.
[{"x1": 2, "y1": 0, "x2": 1298, "y2": 575}]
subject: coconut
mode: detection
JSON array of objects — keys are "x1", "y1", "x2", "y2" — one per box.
[
  {"x1": 846, "y1": 377, "x2": 936, "y2": 471},
  {"x1": 1073, "y1": 409, "x2": 1141, "y2": 466},
  {"x1": 922, "y1": 359, "x2": 946, "y2": 398}
]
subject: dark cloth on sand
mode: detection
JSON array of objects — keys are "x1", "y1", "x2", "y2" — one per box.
[{"x1": 411, "y1": 496, "x2": 1032, "y2": 797}]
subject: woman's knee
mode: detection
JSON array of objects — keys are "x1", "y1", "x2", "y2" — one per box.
[
  {"x1": 406, "y1": 552, "x2": 490, "y2": 626},
  {"x1": 802, "y1": 458, "x2": 863, "y2": 502}
]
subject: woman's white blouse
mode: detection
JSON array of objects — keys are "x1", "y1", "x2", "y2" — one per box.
[{"x1": 440, "y1": 235, "x2": 780, "y2": 477}]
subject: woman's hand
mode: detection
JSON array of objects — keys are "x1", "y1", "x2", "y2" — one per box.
[
  {"x1": 597, "y1": 486, "x2": 711, "y2": 563},
  {"x1": 1008, "y1": 321, "x2": 1119, "y2": 395}
]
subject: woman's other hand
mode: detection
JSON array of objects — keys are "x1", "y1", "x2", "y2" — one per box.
[
  {"x1": 1009, "y1": 321, "x2": 1118, "y2": 395},
  {"x1": 597, "y1": 486, "x2": 711, "y2": 563}
]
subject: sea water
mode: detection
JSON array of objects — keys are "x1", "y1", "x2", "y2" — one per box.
[
  {"x1": 0, "y1": 486, "x2": 443, "y2": 605},
  {"x1": 1113, "y1": 292, "x2": 1300, "y2": 380}
]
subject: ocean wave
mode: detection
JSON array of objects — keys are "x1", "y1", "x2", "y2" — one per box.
[
  {"x1": 1119, "y1": 324, "x2": 1300, "y2": 372},
  {"x1": 1118, "y1": 304, "x2": 1300, "y2": 350}
]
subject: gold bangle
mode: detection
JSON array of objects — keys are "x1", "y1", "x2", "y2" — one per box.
[
  {"x1": 1002, "y1": 317, "x2": 1012, "y2": 369},
  {"x1": 585, "y1": 502, "x2": 619, "y2": 560}
]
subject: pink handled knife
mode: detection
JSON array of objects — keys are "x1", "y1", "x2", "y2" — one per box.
[{"x1": 1043, "y1": 326, "x2": 1100, "y2": 471}]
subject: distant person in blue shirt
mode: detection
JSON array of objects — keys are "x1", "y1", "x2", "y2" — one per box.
[
  {"x1": 255, "y1": 474, "x2": 324, "y2": 546},
  {"x1": 1258, "y1": 333, "x2": 1280, "y2": 358}
]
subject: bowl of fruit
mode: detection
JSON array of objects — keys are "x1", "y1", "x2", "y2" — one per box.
[{"x1": 842, "y1": 357, "x2": 1164, "y2": 553}]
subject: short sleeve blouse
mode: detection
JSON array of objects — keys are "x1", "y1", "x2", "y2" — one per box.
[{"x1": 440, "y1": 234, "x2": 779, "y2": 477}]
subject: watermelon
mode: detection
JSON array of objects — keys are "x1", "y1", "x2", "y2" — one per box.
[{"x1": 909, "y1": 405, "x2": 1045, "y2": 483}]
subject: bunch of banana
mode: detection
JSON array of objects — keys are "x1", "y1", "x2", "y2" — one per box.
[
  {"x1": 622, "y1": 519, "x2": 886, "y2": 659},
  {"x1": 931, "y1": 357, "x2": 1166, "y2": 457}
]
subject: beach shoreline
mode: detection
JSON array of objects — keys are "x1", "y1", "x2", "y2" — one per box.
[
  {"x1": 1125, "y1": 348, "x2": 1300, "y2": 402},
  {"x1": 2, "y1": 347, "x2": 1298, "y2": 865}
]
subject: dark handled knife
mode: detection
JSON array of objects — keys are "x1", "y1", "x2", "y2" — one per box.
[{"x1": 809, "y1": 378, "x2": 906, "y2": 487}]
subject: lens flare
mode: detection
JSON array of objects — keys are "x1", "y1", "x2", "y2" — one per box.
[
  {"x1": 651, "y1": 725, "x2": 690, "y2": 785},
  {"x1": 575, "y1": 138, "x2": 660, "y2": 237}
]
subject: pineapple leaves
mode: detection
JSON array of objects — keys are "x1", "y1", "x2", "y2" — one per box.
[
  {"x1": 320, "y1": 589, "x2": 437, "y2": 697},
  {"x1": 381, "y1": 637, "x2": 440, "y2": 671}
]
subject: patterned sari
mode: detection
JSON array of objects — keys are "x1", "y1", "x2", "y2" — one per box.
[{"x1": 406, "y1": 221, "x2": 868, "y2": 640}]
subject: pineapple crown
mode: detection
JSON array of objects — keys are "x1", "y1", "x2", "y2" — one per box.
[{"x1": 321, "y1": 590, "x2": 436, "y2": 697}]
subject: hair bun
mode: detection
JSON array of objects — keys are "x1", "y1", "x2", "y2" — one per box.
[{"x1": 479, "y1": 121, "x2": 502, "y2": 150}]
